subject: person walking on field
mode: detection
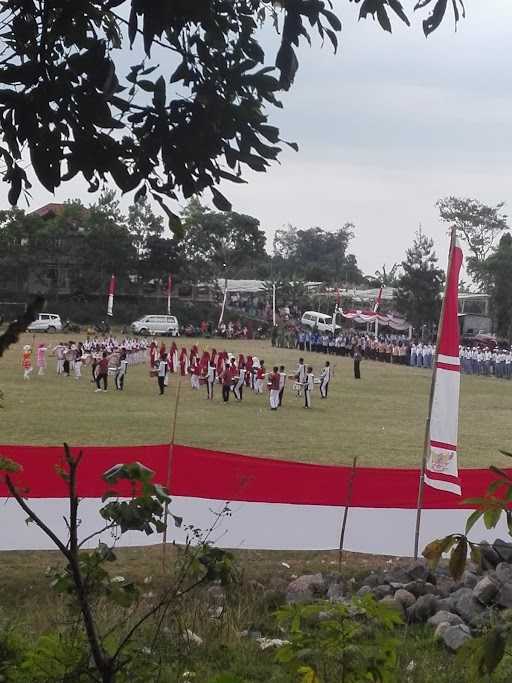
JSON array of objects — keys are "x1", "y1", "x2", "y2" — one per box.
[
  {"x1": 295, "y1": 358, "x2": 306, "y2": 397},
  {"x1": 268, "y1": 366, "x2": 281, "y2": 410},
  {"x1": 36, "y1": 343, "x2": 47, "y2": 376},
  {"x1": 22, "y1": 344, "x2": 33, "y2": 380},
  {"x1": 233, "y1": 361, "x2": 245, "y2": 401},
  {"x1": 222, "y1": 364, "x2": 232, "y2": 402},
  {"x1": 115, "y1": 348, "x2": 128, "y2": 390},
  {"x1": 354, "y1": 346, "x2": 362, "y2": 380},
  {"x1": 320, "y1": 360, "x2": 331, "y2": 398},
  {"x1": 278, "y1": 365, "x2": 286, "y2": 407},
  {"x1": 95, "y1": 351, "x2": 110, "y2": 392},
  {"x1": 205, "y1": 360, "x2": 216, "y2": 400},
  {"x1": 157, "y1": 353, "x2": 168, "y2": 395},
  {"x1": 303, "y1": 365, "x2": 314, "y2": 408}
]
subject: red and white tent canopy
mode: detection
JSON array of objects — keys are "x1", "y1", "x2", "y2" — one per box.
[{"x1": 341, "y1": 309, "x2": 410, "y2": 331}]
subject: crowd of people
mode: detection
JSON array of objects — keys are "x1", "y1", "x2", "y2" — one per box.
[
  {"x1": 21, "y1": 337, "x2": 149, "y2": 390},
  {"x1": 147, "y1": 340, "x2": 335, "y2": 408}
]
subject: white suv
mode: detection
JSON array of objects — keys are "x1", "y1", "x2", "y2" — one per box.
[
  {"x1": 131, "y1": 315, "x2": 180, "y2": 336},
  {"x1": 28, "y1": 313, "x2": 63, "y2": 333}
]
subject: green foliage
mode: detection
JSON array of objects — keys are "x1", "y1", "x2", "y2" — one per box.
[
  {"x1": 274, "y1": 595, "x2": 402, "y2": 683},
  {"x1": 9, "y1": 632, "x2": 89, "y2": 683},
  {"x1": 479, "y1": 233, "x2": 512, "y2": 338},
  {"x1": 394, "y1": 228, "x2": 444, "y2": 334}
]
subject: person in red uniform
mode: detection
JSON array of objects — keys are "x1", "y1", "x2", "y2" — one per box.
[
  {"x1": 245, "y1": 355, "x2": 253, "y2": 386},
  {"x1": 222, "y1": 365, "x2": 232, "y2": 402},
  {"x1": 94, "y1": 351, "x2": 110, "y2": 392},
  {"x1": 149, "y1": 341, "x2": 158, "y2": 368},
  {"x1": 255, "y1": 362, "x2": 265, "y2": 394},
  {"x1": 179, "y1": 347, "x2": 188, "y2": 376}
]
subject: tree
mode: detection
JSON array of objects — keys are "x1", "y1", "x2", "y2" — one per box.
[
  {"x1": 480, "y1": 233, "x2": 512, "y2": 339},
  {"x1": 0, "y1": 1, "x2": 463, "y2": 228},
  {"x1": 273, "y1": 224, "x2": 363, "y2": 283},
  {"x1": 437, "y1": 197, "x2": 508, "y2": 285},
  {"x1": 180, "y1": 198, "x2": 268, "y2": 282},
  {"x1": 366, "y1": 263, "x2": 400, "y2": 288},
  {"x1": 395, "y1": 228, "x2": 444, "y2": 335},
  {"x1": 127, "y1": 196, "x2": 164, "y2": 259}
]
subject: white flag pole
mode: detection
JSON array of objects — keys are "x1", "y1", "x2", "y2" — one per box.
[
  {"x1": 413, "y1": 227, "x2": 456, "y2": 559},
  {"x1": 218, "y1": 277, "x2": 228, "y2": 328},
  {"x1": 106, "y1": 274, "x2": 115, "y2": 317}
]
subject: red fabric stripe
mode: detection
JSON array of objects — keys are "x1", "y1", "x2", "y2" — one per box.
[
  {"x1": 438, "y1": 244, "x2": 463, "y2": 358},
  {"x1": 0, "y1": 443, "x2": 506, "y2": 510},
  {"x1": 430, "y1": 440, "x2": 457, "y2": 451},
  {"x1": 425, "y1": 470, "x2": 461, "y2": 485},
  {"x1": 436, "y1": 362, "x2": 460, "y2": 372}
]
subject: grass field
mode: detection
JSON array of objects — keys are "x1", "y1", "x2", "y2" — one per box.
[{"x1": 1, "y1": 331, "x2": 511, "y2": 469}]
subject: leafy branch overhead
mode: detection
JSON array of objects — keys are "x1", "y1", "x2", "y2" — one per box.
[{"x1": 0, "y1": 1, "x2": 462, "y2": 233}]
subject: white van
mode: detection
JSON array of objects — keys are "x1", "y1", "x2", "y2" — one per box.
[
  {"x1": 301, "y1": 311, "x2": 341, "y2": 333},
  {"x1": 131, "y1": 315, "x2": 180, "y2": 336},
  {"x1": 28, "y1": 313, "x2": 63, "y2": 333}
]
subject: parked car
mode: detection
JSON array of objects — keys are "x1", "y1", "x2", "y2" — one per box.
[
  {"x1": 131, "y1": 315, "x2": 180, "y2": 336},
  {"x1": 301, "y1": 310, "x2": 341, "y2": 333},
  {"x1": 28, "y1": 313, "x2": 63, "y2": 333}
]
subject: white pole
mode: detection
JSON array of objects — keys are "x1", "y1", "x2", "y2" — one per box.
[
  {"x1": 375, "y1": 317, "x2": 379, "y2": 339},
  {"x1": 272, "y1": 283, "x2": 276, "y2": 326}
]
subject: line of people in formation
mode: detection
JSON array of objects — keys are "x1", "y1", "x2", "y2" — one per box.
[
  {"x1": 459, "y1": 347, "x2": 512, "y2": 378},
  {"x1": 149, "y1": 341, "x2": 332, "y2": 409},
  {"x1": 21, "y1": 338, "x2": 148, "y2": 391}
]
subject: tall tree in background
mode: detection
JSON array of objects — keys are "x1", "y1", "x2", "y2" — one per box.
[
  {"x1": 273, "y1": 224, "x2": 362, "y2": 283},
  {"x1": 181, "y1": 198, "x2": 269, "y2": 282},
  {"x1": 480, "y1": 233, "x2": 512, "y2": 339},
  {"x1": 127, "y1": 196, "x2": 164, "y2": 259},
  {"x1": 437, "y1": 197, "x2": 508, "y2": 286},
  {"x1": 395, "y1": 229, "x2": 444, "y2": 336}
]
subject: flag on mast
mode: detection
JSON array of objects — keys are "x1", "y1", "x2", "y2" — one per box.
[
  {"x1": 373, "y1": 285, "x2": 383, "y2": 313},
  {"x1": 167, "y1": 274, "x2": 172, "y2": 315},
  {"x1": 107, "y1": 274, "x2": 116, "y2": 317},
  {"x1": 424, "y1": 236, "x2": 463, "y2": 495}
]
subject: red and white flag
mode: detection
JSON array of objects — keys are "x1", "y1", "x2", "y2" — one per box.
[
  {"x1": 424, "y1": 235, "x2": 463, "y2": 495},
  {"x1": 167, "y1": 274, "x2": 172, "y2": 315},
  {"x1": 107, "y1": 274, "x2": 116, "y2": 317},
  {"x1": 373, "y1": 285, "x2": 383, "y2": 313}
]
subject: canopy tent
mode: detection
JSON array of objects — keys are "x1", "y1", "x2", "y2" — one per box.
[{"x1": 341, "y1": 309, "x2": 410, "y2": 331}]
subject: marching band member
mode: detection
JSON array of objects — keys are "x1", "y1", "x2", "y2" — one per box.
[
  {"x1": 278, "y1": 364, "x2": 286, "y2": 407},
  {"x1": 205, "y1": 360, "x2": 216, "y2": 400},
  {"x1": 320, "y1": 360, "x2": 331, "y2": 398},
  {"x1": 22, "y1": 344, "x2": 33, "y2": 380},
  {"x1": 36, "y1": 342, "x2": 47, "y2": 376},
  {"x1": 233, "y1": 361, "x2": 245, "y2": 401},
  {"x1": 255, "y1": 361, "x2": 265, "y2": 394},
  {"x1": 303, "y1": 365, "x2": 314, "y2": 408},
  {"x1": 268, "y1": 366, "x2": 281, "y2": 410},
  {"x1": 296, "y1": 358, "x2": 306, "y2": 397}
]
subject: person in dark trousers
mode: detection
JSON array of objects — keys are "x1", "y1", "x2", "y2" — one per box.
[
  {"x1": 278, "y1": 365, "x2": 286, "y2": 407},
  {"x1": 157, "y1": 353, "x2": 168, "y2": 395},
  {"x1": 222, "y1": 365, "x2": 232, "y2": 402},
  {"x1": 94, "y1": 351, "x2": 109, "y2": 392},
  {"x1": 115, "y1": 349, "x2": 128, "y2": 390},
  {"x1": 354, "y1": 346, "x2": 362, "y2": 379}
]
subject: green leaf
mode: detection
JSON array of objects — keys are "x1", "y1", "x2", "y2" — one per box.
[
  {"x1": 449, "y1": 537, "x2": 468, "y2": 581},
  {"x1": 481, "y1": 628, "x2": 506, "y2": 674},
  {"x1": 465, "y1": 510, "x2": 483, "y2": 535},
  {"x1": 469, "y1": 543, "x2": 482, "y2": 567},
  {"x1": 137, "y1": 79, "x2": 155, "y2": 92},
  {"x1": 153, "y1": 75, "x2": 166, "y2": 112},
  {"x1": 0, "y1": 456, "x2": 22, "y2": 473},
  {"x1": 483, "y1": 507, "x2": 502, "y2": 529},
  {"x1": 211, "y1": 187, "x2": 232, "y2": 212}
]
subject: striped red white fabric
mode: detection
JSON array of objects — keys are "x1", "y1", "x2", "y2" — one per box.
[
  {"x1": 107, "y1": 274, "x2": 116, "y2": 317},
  {"x1": 373, "y1": 286, "x2": 383, "y2": 313},
  {"x1": 0, "y1": 443, "x2": 506, "y2": 555},
  {"x1": 425, "y1": 239, "x2": 463, "y2": 496}
]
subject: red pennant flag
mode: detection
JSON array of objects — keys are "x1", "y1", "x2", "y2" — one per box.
[
  {"x1": 373, "y1": 285, "x2": 383, "y2": 313},
  {"x1": 107, "y1": 274, "x2": 116, "y2": 317},
  {"x1": 424, "y1": 236, "x2": 463, "y2": 495}
]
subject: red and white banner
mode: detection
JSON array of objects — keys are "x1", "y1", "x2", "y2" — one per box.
[
  {"x1": 0, "y1": 443, "x2": 505, "y2": 555},
  {"x1": 107, "y1": 274, "x2": 116, "y2": 317},
  {"x1": 425, "y1": 238, "x2": 463, "y2": 495},
  {"x1": 342, "y1": 309, "x2": 409, "y2": 331}
]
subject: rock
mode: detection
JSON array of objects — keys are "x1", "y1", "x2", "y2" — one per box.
[
  {"x1": 362, "y1": 573, "x2": 382, "y2": 588},
  {"x1": 435, "y1": 576, "x2": 456, "y2": 597},
  {"x1": 473, "y1": 576, "x2": 498, "y2": 605},
  {"x1": 394, "y1": 589, "x2": 416, "y2": 609},
  {"x1": 388, "y1": 582, "x2": 405, "y2": 591},
  {"x1": 327, "y1": 581, "x2": 345, "y2": 603},
  {"x1": 442, "y1": 624, "x2": 472, "y2": 652},
  {"x1": 373, "y1": 585, "x2": 393, "y2": 600},
  {"x1": 411, "y1": 594, "x2": 439, "y2": 622},
  {"x1": 286, "y1": 573, "x2": 326, "y2": 602},
  {"x1": 436, "y1": 598, "x2": 452, "y2": 612},
  {"x1": 454, "y1": 591, "x2": 487, "y2": 625},
  {"x1": 496, "y1": 584, "x2": 512, "y2": 609},
  {"x1": 447, "y1": 587, "x2": 473, "y2": 611},
  {"x1": 493, "y1": 539, "x2": 512, "y2": 564},
  {"x1": 463, "y1": 571, "x2": 479, "y2": 589},
  {"x1": 480, "y1": 542, "x2": 500, "y2": 570},
  {"x1": 356, "y1": 585, "x2": 373, "y2": 597},
  {"x1": 496, "y1": 562, "x2": 512, "y2": 584},
  {"x1": 386, "y1": 567, "x2": 412, "y2": 584},
  {"x1": 404, "y1": 580, "x2": 429, "y2": 597},
  {"x1": 434, "y1": 622, "x2": 451, "y2": 641},
  {"x1": 427, "y1": 610, "x2": 464, "y2": 627},
  {"x1": 407, "y1": 561, "x2": 435, "y2": 583}
]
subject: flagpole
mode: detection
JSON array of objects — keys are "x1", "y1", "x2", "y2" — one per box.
[
  {"x1": 162, "y1": 376, "x2": 182, "y2": 568},
  {"x1": 218, "y1": 275, "x2": 228, "y2": 329},
  {"x1": 272, "y1": 283, "x2": 276, "y2": 326},
  {"x1": 413, "y1": 226, "x2": 456, "y2": 559},
  {"x1": 167, "y1": 274, "x2": 172, "y2": 316},
  {"x1": 338, "y1": 456, "x2": 358, "y2": 570}
]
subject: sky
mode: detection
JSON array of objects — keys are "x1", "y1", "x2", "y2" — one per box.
[{"x1": 3, "y1": 1, "x2": 512, "y2": 277}]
